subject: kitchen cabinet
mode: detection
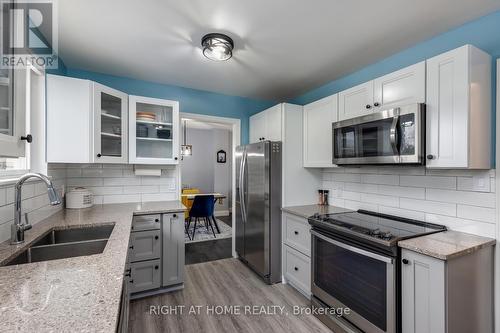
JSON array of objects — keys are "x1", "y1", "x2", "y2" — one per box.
[
  {"x1": 282, "y1": 212, "x2": 311, "y2": 297},
  {"x1": 93, "y1": 83, "x2": 128, "y2": 163},
  {"x1": 401, "y1": 247, "x2": 493, "y2": 333},
  {"x1": 303, "y1": 94, "x2": 338, "y2": 167},
  {"x1": 373, "y1": 61, "x2": 425, "y2": 109},
  {"x1": 162, "y1": 212, "x2": 185, "y2": 286},
  {"x1": 338, "y1": 81, "x2": 374, "y2": 120},
  {"x1": 338, "y1": 62, "x2": 425, "y2": 121},
  {"x1": 249, "y1": 104, "x2": 282, "y2": 143},
  {"x1": 47, "y1": 75, "x2": 92, "y2": 163},
  {"x1": 129, "y1": 95, "x2": 179, "y2": 164},
  {"x1": 425, "y1": 45, "x2": 491, "y2": 169},
  {"x1": 128, "y1": 212, "x2": 185, "y2": 298}
]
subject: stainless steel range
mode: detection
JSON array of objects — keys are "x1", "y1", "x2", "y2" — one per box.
[{"x1": 308, "y1": 210, "x2": 446, "y2": 333}]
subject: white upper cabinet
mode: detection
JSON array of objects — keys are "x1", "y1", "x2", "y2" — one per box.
[
  {"x1": 47, "y1": 75, "x2": 92, "y2": 163},
  {"x1": 0, "y1": 68, "x2": 28, "y2": 158},
  {"x1": 426, "y1": 45, "x2": 491, "y2": 169},
  {"x1": 373, "y1": 61, "x2": 426, "y2": 109},
  {"x1": 93, "y1": 83, "x2": 128, "y2": 163},
  {"x1": 303, "y1": 94, "x2": 338, "y2": 167},
  {"x1": 129, "y1": 95, "x2": 179, "y2": 165},
  {"x1": 249, "y1": 104, "x2": 282, "y2": 143},
  {"x1": 338, "y1": 81, "x2": 374, "y2": 120}
]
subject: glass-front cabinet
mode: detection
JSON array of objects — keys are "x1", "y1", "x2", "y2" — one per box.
[
  {"x1": 129, "y1": 95, "x2": 179, "y2": 164},
  {"x1": 93, "y1": 83, "x2": 128, "y2": 163}
]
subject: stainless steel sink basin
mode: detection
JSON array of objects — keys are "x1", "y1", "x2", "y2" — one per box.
[
  {"x1": 3, "y1": 224, "x2": 114, "y2": 266},
  {"x1": 31, "y1": 225, "x2": 114, "y2": 247}
]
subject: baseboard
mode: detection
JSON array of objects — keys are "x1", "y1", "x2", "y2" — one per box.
[{"x1": 214, "y1": 210, "x2": 230, "y2": 217}]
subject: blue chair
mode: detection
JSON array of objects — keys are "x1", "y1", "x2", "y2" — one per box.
[{"x1": 186, "y1": 195, "x2": 216, "y2": 240}]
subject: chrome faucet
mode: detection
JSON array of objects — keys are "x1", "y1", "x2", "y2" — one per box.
[{"x1": 11, "y1": 173, "x2": 61, "y2": 245}]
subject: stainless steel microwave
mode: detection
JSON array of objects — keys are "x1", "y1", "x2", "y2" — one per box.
[{"x1": 332, "y1": 103, "x2": 425, "y2": 165}]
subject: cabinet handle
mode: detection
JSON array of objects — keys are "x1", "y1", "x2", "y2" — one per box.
[
  {"x1": 154, "y1": 265, "x2": 159, "y2": 270},
  {"x1": 173, "y1": 214, "x2": 177, "y2": 218},
  {"x1": 155, "y1": 235, "x2": 159, "y2": 240},
  {"x1": 124, "y1": 269, "x2": 131, "y2": 277},
  {"x1": 129, "y1": 245, "x2": 134, "y2": 250},
  {"x1": 402, "y1": 259, "x2": 410, "y2": 265},
  {"x1": 294, "y1": 267, "x2": 298, "y2": 271},
  {"x1": 365, "y1": 105, "x2": 372, "y2": 109},
  {"x1": 20, "y1": 134, "x2": 33, "y2": 143},
  {"x1": 427, "y1": 154, "x2": 435, "y2": 160},
  {"x1": 155, "y1": 218, "x2": 159, "y2": 222},
  {"x1": 97, "y1": 153, "x2": 102, "y2": 158},
  {"x1": 174, "y1": 157, "x2": 178, "y2": 160},
  {"x1": 294, "y1": 231, "x2": 299, "y2": 235},
  {"x1": 374, "y1": 102, "x2": 380, "y2": 107},
  {"x1": 130, "y1": 279, "x2": 134, "y2": 283}
]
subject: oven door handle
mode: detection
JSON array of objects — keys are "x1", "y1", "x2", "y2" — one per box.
[
  {"x1": 311, "y1": 230, "x2": 394, "y2": 264},
  {"x1": 389, "y1": 115, "x2": 399, "y2": 155}
]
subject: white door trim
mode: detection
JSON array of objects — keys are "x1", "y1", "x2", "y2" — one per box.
[
  {"x1": 179, "y1": 112, "x2": 241, "y2": 258},
  {"x1": 495, "y1": 58, "x2": 499, "y2": 333}
]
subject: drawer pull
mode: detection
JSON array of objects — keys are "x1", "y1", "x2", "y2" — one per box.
[
  {"x1": 155, "y1": 218, "x2": 159, "y2": 222},
  {"x1": 155, "y1": 235, "x2": 159, "y2": 240},
  {"x1": 130, "y1": 279, "x2": 134, "y2": 284},
  {"x1": 173, "y1": 214, "x2": 177, "y2": 218},
  {"x1": 294, "y1": 267, "x2": 298, "y2": 271},
  {"x1": 124, "y1": 269, "x2": 131, "y2": 277},
  {"x1": 155, "y1": 265, "x2": 159, "y2": 270},
  {"x1": 129, "y1": 245, "x2": 134, "y2": 250},
  {"x1": 294, "y1": 231, "x2": 299, "y2": 235}
]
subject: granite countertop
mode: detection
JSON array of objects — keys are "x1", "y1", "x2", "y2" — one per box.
[
  {"x1": 0, "y1": 200, "x2": 185, "y2": 332},
  {"x1": 398, "y1": 230, "x2": 496, "y2": 260},
  {"x1": 281, "y1": 204, "x2": 352, "y2": 219}
]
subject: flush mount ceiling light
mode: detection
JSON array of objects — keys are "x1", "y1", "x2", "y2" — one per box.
[{"x1": 201, "y1": 33, "x2": 234, "y2": 61}]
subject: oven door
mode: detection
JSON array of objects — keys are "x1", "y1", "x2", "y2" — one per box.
[{"x1": 311, "y1": 230, "x2": 396, "y2": 333}]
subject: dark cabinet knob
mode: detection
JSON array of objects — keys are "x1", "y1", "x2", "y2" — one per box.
[
  {"x1": 402, "y1": 259, "x2": 409, "y2": 265},
  {"x1": 174, "y1": 157, "x2": 178, "y2": 160},
  {"x1": 124, "y1": 269, "x2": 131, "y2": 277},
  {"x1": 427, "y1": 154, "x2": 435, "y2": 160},
  {"x1": 366, "y1": 104, "x2": 372, "y2": 109},
  {"x1": 97, "y1": 153, "x2": 102, "y2": 158},
  {"x1": 129, "y1": 245, "x2": 134, "y2": 250},
  {"x1": 173, "y1": 214, "x2": 177, "y2": 218},
  {"x1": 294, "y1": 267, "x2": 298, "y2": 271},
  {"x1": 294, "y1": 231, "x2": 299, "y2": 235},
  {"x1": 155, "y1": 265, "x2": 159, "y2": 270},
  {"x1": 374, "y1": 102, "x2": 380, "y2": 107},
  {"x1": 155, "y1": 218, "x2": 159, "y2": 222},
  {"x1": 130, "y1": 279, "x2": 134, "y2": 283},
  {"x1": 21, "y1": 134, "x2": 32, "y2": 143},
  {"x1": 155, "y1": 235, "x2": 159, "y2": 240}
]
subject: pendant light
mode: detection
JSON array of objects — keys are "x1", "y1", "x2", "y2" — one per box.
[
  {"x1": 201, "y1": 33, "x2": 234, "y2": 61},
  {"x1": 181, "y1": 120, "x2": 192, "y2": 157}
]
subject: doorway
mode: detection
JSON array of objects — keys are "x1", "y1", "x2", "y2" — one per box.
[{"x1": 179, "y1": 113, "x2": 240, "y2": 264}]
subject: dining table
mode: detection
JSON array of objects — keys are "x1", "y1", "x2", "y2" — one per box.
[{"x1": 181, "y1": 192, "x2": 227, "y2": 233}]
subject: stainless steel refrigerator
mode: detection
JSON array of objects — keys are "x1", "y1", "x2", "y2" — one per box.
[{"x1": 235, "y1": 141, "x2": 282, "y2": 284}]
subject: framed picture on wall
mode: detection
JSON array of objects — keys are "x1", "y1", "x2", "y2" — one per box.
[{"x1": 217, "y1": 150, "x2": 226, "y2": 163}]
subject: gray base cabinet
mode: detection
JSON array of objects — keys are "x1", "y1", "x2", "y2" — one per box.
[
  {"x1": 401, "y1": 247, "x2": 493, "y2": 333},
  {"x1": 128, "y1": 212, "x2": 185, "y2": 297}
]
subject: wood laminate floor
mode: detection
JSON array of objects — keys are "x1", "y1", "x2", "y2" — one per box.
[{"x1": 129, "y1": 258, "x2": 330, "y2": 333}]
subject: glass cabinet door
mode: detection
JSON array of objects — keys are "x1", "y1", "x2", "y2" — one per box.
[
  {"x1": 129, "y1": 96, "x2": 179, "y2": 164},
  {"x1": 93, "y1": 83, "x2": 128, "y2": 163}
]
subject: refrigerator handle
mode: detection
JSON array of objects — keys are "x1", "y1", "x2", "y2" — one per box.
[{"x1": 240, "y1": 150, "x2": 247, "y2": 223}]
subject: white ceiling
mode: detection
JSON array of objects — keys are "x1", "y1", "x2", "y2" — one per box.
[{"x1": 56, "y1": 0, "x2": 500, "y2": 100}]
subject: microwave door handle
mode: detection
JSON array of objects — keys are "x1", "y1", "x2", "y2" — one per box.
[{"x1": 389, "y1": 115, "x2": 399, "y2": 155}]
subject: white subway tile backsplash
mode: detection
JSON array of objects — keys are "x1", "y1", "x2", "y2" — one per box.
[
  {"x1": 123, "y1": 185, "x2": 160, "y2": 194},
  {"x1": 67, "y1": 177, "x2": 103, "y2": 187},
  {"x1": 322, "y1": 165, "x2": 496, "y2": 239},
  {"x1": 81, "y1": 168, "x2": 123, "y2": 178},
  {"x1": 103, "y1": 177, "x2": 141, "y2": 186},
  {"x1": 425, "y1": 213, "x2": 495, "y2": 238},
  {"x1": 103, "y1": 194, "x2": 142, "y2": 204},
  {"x1": 141, "y1": 192, "x2": 177, "y2": 202},
  {"x1": 456, "y1": 205, "x2": 496, "y2": 224},
  {"x1": 399, "y1": 198, "x2": 457, "y2": 216},
  {"x1": 361, "y1": 174, "x2": 399, "y2": 185},
  {"x1": 426, "y1": 188, "x2": 495, "y2": 208},
  {"x1": 400, "y1": 175, "x2": 456, "y2": 189}
]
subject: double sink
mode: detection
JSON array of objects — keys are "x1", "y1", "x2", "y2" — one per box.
[{"x1": 3, "y1": 224, "x2": 115, "y2": 266}]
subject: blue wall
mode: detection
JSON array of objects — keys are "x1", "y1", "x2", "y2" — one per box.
[
  {"x1": 63, "y1": 69, "x2": 275, "y2": 144},
  {"x1": 290, "y1": 10, "x2": 500, "y2": 105}
]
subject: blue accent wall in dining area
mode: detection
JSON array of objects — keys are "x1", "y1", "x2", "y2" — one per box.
[{"x1": 63, "y1": 69, "x2": 275, "y2": 144}]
